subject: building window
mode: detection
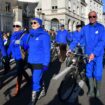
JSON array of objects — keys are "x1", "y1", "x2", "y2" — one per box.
[
  {"x1": 5, "y1": 2, "x2": 11, "y2": 12},
  {"x1": 37, "y1": 8, "x2": 42, "y2": 11},
  {"x1": 68, "y1": 0, "x2": 71, "y2": 10},
  {"x1": 52, "y1": 6, "x2": 58, "y2": 10},
  {"x1": 51, "y1": 0, "x2": 58, "y2": 10}
]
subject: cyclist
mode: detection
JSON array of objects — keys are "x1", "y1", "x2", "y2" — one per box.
[{"x1": 67, "y1": 11, "x2": 105, "y2": 97}]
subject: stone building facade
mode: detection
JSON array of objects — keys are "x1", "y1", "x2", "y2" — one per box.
[{"x1": 0, "y1": 0, "x2": 104, "y2": 32}]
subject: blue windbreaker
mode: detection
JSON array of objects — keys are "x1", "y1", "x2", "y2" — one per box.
[
  {"x1": 70, "y1": 22, "x2": 105, "y2": 56},
  {"x1": 71, "y1": 31, "x2": 81, "y2": 43},
  {"x1": 8, "y1": 31, "x2": 24, "y2": 60},
  {"x1": 56, "y1": 29, "x2": 70, "y2": 44},
  {"x1": 0, "y1": 32, "x2": 6, "y2": 57},
  {"x1": 21, "y1": 27, "x2": 51, "y2": 66}
]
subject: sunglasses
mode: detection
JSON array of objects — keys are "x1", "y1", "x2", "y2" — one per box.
[
  {"x1": 30, "y1": 22, "x2": 37, "y2": 25},
  {"x1": 89, "y1": 16, "x2": 97, "y2": 19},
  {"x1": 13, "y1": 25, "x2": 21, "y2": 28}
]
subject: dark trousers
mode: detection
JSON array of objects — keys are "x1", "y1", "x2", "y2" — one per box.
[
  {"x1": 16, "y1": 59, "x2": 30, "y2": 91},
  {"x1": 3, "y1": 57, "x2": 10, "y2": 74},
  {"x1": 59, "y1": 44, "x2": 67, "y2": 61}
]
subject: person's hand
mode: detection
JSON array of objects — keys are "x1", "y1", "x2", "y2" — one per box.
[
  {"x1": 89, "y1": 53, "x2": 95, "y2": 62},
  {"x1": 66, "y1": 49, "x2": 72, "y2": 56},
  {"x1": 43, "y1": 65, "x2": 48, "y2": 71},
  {"x1": 15, "y1": 40, "x2": 20, "y2": 44}
]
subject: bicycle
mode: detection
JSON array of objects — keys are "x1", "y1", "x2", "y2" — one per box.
[{"x1": 58, "y1": 47, "x2": 88, "y2": 104}]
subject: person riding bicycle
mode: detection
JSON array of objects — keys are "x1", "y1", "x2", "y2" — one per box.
[
  {"x1": 67, "y1": 11, "x2": 105, "y2": 97},
  {"x1": 55, "y1": 24, "x2": 71, "y2": 62}
]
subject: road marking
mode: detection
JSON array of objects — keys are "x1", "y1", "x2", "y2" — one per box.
[{"x1": 53, "y1": 65, "x2": 74, "y2": 80}]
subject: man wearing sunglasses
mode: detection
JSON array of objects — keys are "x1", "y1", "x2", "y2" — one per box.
[{"x1": 67, "y1": 11, "x2": 105, "y2": 97}]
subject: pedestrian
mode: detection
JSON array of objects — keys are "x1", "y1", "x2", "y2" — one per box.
[
  {"x1": 56, "y1": 24, "x2": 71, "y2": 62},
  {"x1": 2, "y1": 32, "x2": 10, "y2": 74},
  {"x1": 49, "y1": 29, "x2": 56, "y2": 43},
  {"x1": 20, "y1": 18, "x2": 50, "y2": 105},
  {"x1": 67, "y1": 11, "x2": 105, "y2": 97},
  {"x1": 0, "y1": 32, "x2": 7, "y2": 71},
  {"x1": 7, "y1": 21, "x2": 30, "y2": 96}
]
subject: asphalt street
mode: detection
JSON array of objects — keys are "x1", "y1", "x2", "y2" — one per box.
[{"x1": 0, "y1": 59, "x2": 105, "y2": 105}]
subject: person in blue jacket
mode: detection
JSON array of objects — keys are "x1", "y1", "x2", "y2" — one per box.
[
  {"x1": 67, "y1": 11, "x2": 105, "y2": 97},
  {"x1": 56, "y1": 24, "x2": 71, "y2": 62},
  {"x1": 20, "y1": 18, "x2": 50, "y2": 105},
  {"x1": 71, "y1": 25, "x2": 82, "y2": 42},
  {"x1": 0, "y1": 32, "x2": 7, "y2": 67},
  {"x1": 7, "y1": 21, "x2": 30, "y2": 96}
]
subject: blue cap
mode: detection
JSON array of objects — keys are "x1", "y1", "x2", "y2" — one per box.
[
  {"x1": 32, "y1": 18, "x2": 42, "y2": 26},
  {"x1": 60, "y1": 24, "x2": 64, "y2": 27}
]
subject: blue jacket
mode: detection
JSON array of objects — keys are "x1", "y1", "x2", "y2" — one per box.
[
  {"x1": 21, "y1": 27, "x2": 51, "y2": 66},
  {"x1": 70, "y1": 22, "x2": 105, "y2": 57},
  {"x1": 0, "y1": 32, "x2": 6, "y2": 57},
  {"x1": 8, "y1": 31, "x2": 24, "y2": 60},
  {"x1": 71, "y1": 31, "x2": 81, "y2": 43},
  {"x1": 56, "y1": 29, "x2": 70, "y2": 44}
]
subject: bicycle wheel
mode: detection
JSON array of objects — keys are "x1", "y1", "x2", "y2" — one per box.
[
  {"x1": 51, "y1": 48, "x2": 58, "y2": 62},
  {"x1": 65, "y1": 56, "x2": 72, "y2": 67},
  {"x1": 58, "y1": 67, "x2": 77, "y2": 102}
]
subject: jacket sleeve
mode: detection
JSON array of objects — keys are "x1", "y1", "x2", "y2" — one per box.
[
  {"x1": 0, "y1": 35, "x2": 7, "y2": 57},
  {"x1": 42, "y1": 34, "x2": 51, "y2": 66},
  {"x1": 93, "y1": 26, "x2": 105, "y2": 56},
  {"x1": 66, "y1": 31, "x2": 72, "y2": 42},
  {"x1": 7, "y1": 34, "x2": 14, "y2": 56}
]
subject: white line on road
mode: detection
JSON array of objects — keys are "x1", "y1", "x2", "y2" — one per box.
[{"x1": 53, "y1": 65, "x2": 74, "y2": 80}]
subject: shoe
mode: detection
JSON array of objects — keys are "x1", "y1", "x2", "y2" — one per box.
[
  {"x1": 11, "y1": 82, "x2": 20, "y2": 97},
  {"x1": 96, "y1": 81, "x2": 101, "y2": 97},
  {"x1": 38, "y1": 86, "x2": 46, "y2": 100},
  {"x1": 28, "y1": 91, "x2": 39, "y2": 105}
]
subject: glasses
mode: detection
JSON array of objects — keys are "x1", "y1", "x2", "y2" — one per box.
[
  {"x1": 30, "y1": 22, "x2": 37, "y2": 25},
  {"x1": 89, "y1": 16, "x2": 97, "y2": 19},
  {"x1": 13, "y1": 25, "x2": 21, "y2": 28}
]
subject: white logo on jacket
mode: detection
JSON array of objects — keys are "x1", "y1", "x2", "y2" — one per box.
[
  {"x1": 95, "y1": 30, "x2": 99, "y2": 34},
  {"x1": 35, "y1": 37, "x2": 39, "y2": 40}
]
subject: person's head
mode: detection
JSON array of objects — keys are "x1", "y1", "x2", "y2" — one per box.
[
  {"x1": 60, "y1": 24, "x2": 65, "y2": 30},
  {"x1": 76, "y1": 25, "x2": 82, "y2": 32},
  {"x1": 31, "y1": 18, "x2": 42, "y2": 30},
  {"x1": 13, "y1": 21, "x2": 22, "y2": 32},
  {"x1": 88, "y1": 11, "x2": 97, "y2": 24}
]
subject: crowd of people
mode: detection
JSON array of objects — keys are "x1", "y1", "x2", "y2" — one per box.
[{"x1": 0, "y1": 11, "x2": 105, "y2": 105}]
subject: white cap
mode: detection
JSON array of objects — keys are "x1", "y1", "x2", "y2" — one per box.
[{"x1": 13, "y1": 21, "x2": 22, "y2": 27}]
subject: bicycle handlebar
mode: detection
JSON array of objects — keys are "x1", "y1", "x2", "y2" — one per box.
[{"x1": 67, "y1": 52, "x2": 88, "y2": 59}]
